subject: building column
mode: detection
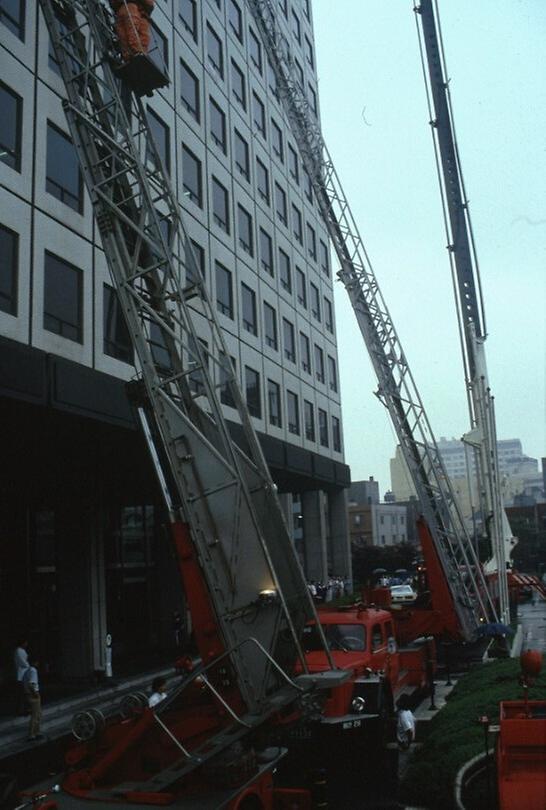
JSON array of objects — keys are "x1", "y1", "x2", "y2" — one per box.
[
  {"x1": 328, "y1": 488, "x2": 353, "y2": 591},
  {"x1": 302, "y1": 490, "x2": 328, "y2": 582}
]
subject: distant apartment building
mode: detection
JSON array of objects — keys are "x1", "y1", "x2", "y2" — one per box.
[
  {"x1": 348, "y1": 477, "x2": 380, "y2": 506},
  {"x1": 349, "y1": 501, "x2": 408, "y2": 548}
]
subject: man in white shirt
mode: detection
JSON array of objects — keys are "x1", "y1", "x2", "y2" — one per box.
[
  {"x1": 148, "y1": 676, "x2": 167, "y2": 708},
  {"x1": 396, "y1": 695, "x2": 416, "y2": 750},
  {"x1": 22, "y1": 656, "x2": 42, "y2": 741},
  {"x1": 13, "y1": 640, "x2": 29, "y2": 716}
]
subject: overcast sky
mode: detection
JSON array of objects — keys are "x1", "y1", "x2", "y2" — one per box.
[{"x1": 311, "y1": 0, "x2": 546, "y2": 495}]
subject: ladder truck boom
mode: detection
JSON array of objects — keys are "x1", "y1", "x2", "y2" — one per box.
[
  {"x1": 40, "y1": 0, "x2": 341, "y2": 786},
  {"x1": 415, "y1": 0, "x2": 511, "y2": 623},
  {"x1": 246, "y1": 0, "x2": 498, "y2": 640}
]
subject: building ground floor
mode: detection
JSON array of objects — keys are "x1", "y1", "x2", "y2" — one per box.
[{"x1": 0, "y1": 337, "x2": 351, "y2": 684}]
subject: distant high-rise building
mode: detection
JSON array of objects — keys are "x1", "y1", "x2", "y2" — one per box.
[{"x1": 349, "y1": 477, "x2": 380, "y2": 506}]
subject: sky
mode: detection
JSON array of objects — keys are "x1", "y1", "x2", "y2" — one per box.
[{"x1": 311, "y1": 0, "x2": 546, "y2": 494}]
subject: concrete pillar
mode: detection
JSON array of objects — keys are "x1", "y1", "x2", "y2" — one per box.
[
  {"x1": 302, "y1": 490, "x2": 328, "y2": 582},
  {"x1": 328, "y1": 488, "x2": 353, "y2": 591}
]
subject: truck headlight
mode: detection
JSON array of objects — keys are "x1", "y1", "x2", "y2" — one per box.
[{"x1": 351, "y1": 696, "x2": 366, "y2": 713}]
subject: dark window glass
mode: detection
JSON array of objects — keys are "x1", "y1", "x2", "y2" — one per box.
[
  {"x1": 324, "y1": 296, "x2": 333, "y2": 332},
  {"x1": 103, "y1": 284, "x2": 133, "y2": 363},
  {"x1": 287, "y1": 390, "x2": 300, "y2": 435},
  {"x1": 207, "y1": 24, "x2": 223, "y2": 77},
  {"x1": 304, "y1": 400, "x2": 315, "y2": 441},
  {"x1": 245, "y1": 366, "x2": 261, "y2": 418},
  {"x1": 318, "y1": 408, "x2": 329, "y2": 447},
  {"x1": 149, "y1": 22, "x2": 168, "y2": 72},
  {"x1": 283, "y1": 317, "x2": 295, "y2": 363},
  {"x1": 209, "y1": 96, "x2": 226, "y2": 153},
  {"x1": 0, "y1": 81, "x2": 22, "y2": 172},
  {"x1": 328, "y1": 355, "x2": 338, "y2": 392},
  {"x1": 263, "y1": 301, "x2": 277, "y2": 350},
  {"x1": 252, "y1": 92, "x2": 266, "y2": 138},
  {"x1": 188, "y1": 335, "x2": 208, "y2": 395},
  {"x1": 249, "y1": 28, "x2": 262, "y2": 73},
  {"x1": 241, "y1": 282, "x2": 257, "y2": 335},
  {"x1": 299, "y1": 332, "x2": 310, "y2": 373},
  {"x1": 185, "y1": 238, "x2": 205, "y2": 285},
  {"x1": 310, "y1": 282, "x2": 320, "y2": 321},
  {"x1": 179, "y1": 0, "x2": 197, "y2": 40},
  {"x1": 305, "y1": 36, "x2": 314, "y2": 68},
  {"x1": 43, "y1": 251, "x2": 82, "y2": 342},
  {"x1": 212, "y1": 176, "x2": 229, "y2": 233},
  {"x1": 259, "y1": 228, "x2": 273, "y2": 276},
  {"x1": 268, "y1": 379, "x2": 282, "y2": 427},
  {"x1": 46, "y1": 122, "x2": 83, "y2": 214},
  {"x1": 180, "y1": 60, "x2": 200, "y2": 120},
  {"x1": 296, "y1": 268, "x2": 306, "y2": 308},
  {"x1": 228, "y1": 0, "x2": 243, "y2": 41},
  {"x1": 315, "y1": 344, "x2": 324, "y2": 383},
  {"x1": 234, "y1": 129, "x2": 249, "y2": 180},
  {"x1": 147, "y1": 107, "x2": 170, "y2": 174},
  {"x1": 237, "y1": 204, "x2": 253, "y2": 255},
  {"x1": 0, "y1": 223, "x2": 18, "y2": 316},
  {"x1": 279, "y1": 0, "x2": 288, "y2": 18},
  {"x1": 231, "y1": 59, "x2": 246, "y2": 109},
  {"x1": 150, "y1": 322, "x2": 172, "y2": 373},
  {"x1": 308, "y1": 83, "x2": 317, "y2": 114},
  {"x1": 271, "y1": 119, "x2": 283, "y2": 162},
  {"x1": 320, "y1": 240, "x2": 330, "y2": 277},
  {"x1": 220, "y1": 352, "x2": 236, "y2": 408},
  {"x1": 332, "y1": 415, "x2": 341, "y2": 452},
  {"x1": 288, "y1": 144, "x2": 299, "y2": 184},
  {"x1": 0, "y1": 0, "x2": 24, "y2": 39},
  {"x1": 291, "y1": 10, "x2": 301, "y2": 43},
  {"x1": 275, "y1": 182, "x2": 287, "y2": 225},
  {"x1": 304, "y1": 170, "x2": 313, "y2": 202},
  {"x1": 307, "y1": 222, "x2": 317, "y2": 260},
  {"x1": 292, "y1": 204, "x2": 302, "y2": 244},
  {"x1": 215, "y1": 262, "x2": 233, "y2": 318},
  {"x1": 303, "y1": 0, "x2": 311, "y2": 21},
  {"x1": 256, "y1": 158, "x2": 269, "y2": 203},
  {"x1": 182, "y1": 144, "x2": 202, "y2": 206},
  {"x1": 294, "y1": 59, "x2": 304, "y2": 88},
  {"x1": 278, "y1": 248, "x2": 291, "y2": 292},
  {"x1": 267, "y1": 59, "x2": 277, "y2": 98}
]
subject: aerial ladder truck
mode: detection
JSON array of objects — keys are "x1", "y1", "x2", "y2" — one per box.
[
  {"x1": 246, "y1": 0, "x2": 501, "y2": 644},
  {"x1": 39, "y1": 0, "x2": 350, "y2": 806},
  {"x1": 415, "y1": 0, "x2": 518, "y2": 622}
]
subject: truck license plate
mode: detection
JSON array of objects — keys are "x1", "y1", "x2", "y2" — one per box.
[{"x1": 342, "y1": 719, "x2": 362, "y2": 730}]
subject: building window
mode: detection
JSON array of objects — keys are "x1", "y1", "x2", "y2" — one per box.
[
  {"x1": 283, "y1": 317, "x2": 295, "y2": 363},
  {"x1": 305, "y1": 36, "x2": 314, "y2": 68},
  {"x1": 332, "y1": 417, "x2": 341, "y2": 451},
  {"x1": 188, "y1": 336, "x2": 208, "y2": 395},
  {"x1": 234, "y1": 129, "x2": 250, "y2": 180},
  {"x1": 275, "y1": 182, "x2": 287, "y2": 225},
  {"x1": 179, "y1": 0, "x2": 197, "y2": 41},
  {"x1": 291, "y1": 9, "x2": 301, "y2": 43},
  {"x1": 237, "y1": 204, "x2": 253, "y2": 256},
  {"x1": 320, "y1": 240, "x2": 330, "y2": 277},
  {"x1": 220, "y1": 352, "x2": 236, "y2": 407},
  {"x1": 278, "y1": 248, "x2": 291, "y2": 292},
  {"x1": 267, "y1": 59, "x2": 278, "y2": 98},
  {"x1": 103, "y1": 284, "x2": 133, "y2": 364},
  {"x1": 279, "y1": 0, "x2": 288, "y2": 18},
  {"x1": 304, "y1": 171, "x2": 313, "y2": 202},
  {"x1": 287, "y1": 390, "x2": 300, "y2": 435},
  {"x1": 202, "y1": 99, "x2": 224, "y2": 150},
  {"x1": 245, "y1": 366, "x2": 261, "y2": 418},
  {"x1": 292, "y1": 204, "x2": 303, "y2": 244},
  {"x1": 43, "y1": 251, "x2": 82, "y2": 343},
  {"x1": 306, "y1": 223, "x2": 317, "y2": 260},
  {"x1": 0, "y1": 223, "x2": 18, "y2": 316},
  {"x1": 149, "y1": 22, "x2": 168, "y2": 72},
  {"x1": 0, "y1": 0, "x2": 24, "y2": 39},
  {"x1": 185, "y1": 238, "x2": 205, "y2": 285},
  {"x1": 0, "y1": 82, "x2": 22, "y2": 172},
  {"x1": 212, "y1": 176, "x2": 229, "y2": 233},
  {"x1": 228, "y1": 0, "x2": 243, "y2": 41},
  {"x1": 308, "y1": 83, "x2": 317, "y2": 115},
  {"x1": 318, "y1": 408, "x2": 328, "y2": 447},
  {"x1": 264, "y1": 301, "x2": 277, "y2": 350},
  {"x1": 147, "y1": 108, "x2": 170, "y2": 174},
  {"x1": 241, "y1": 282, "x2": 257, "y2": 335},
  {"x1": 207, "y1": 24, "x2": 223, "y2": 78},
  {"x1": 324, "y1": 297, "x2": 333, "y2": 333},
  {"x1": 314, "y1": 344, "x2": 324, "y2": 383},
  {"x1": 304, "y1": 400, "x2": 315, "y2": 442},
  {"x1": 288, "y1": 144, "x2": 299, "y2": 184},
  {"x1": 294, "y1": 59, "x2": 304, "y2": 88},
  {"x1": 328, "y1": 355, "x2": 338, "y2": 392},
  {"x1": 303, "y1": 0, "x2": 311, "y2": 21},
  {"x1": 215, "y1": 261, "x2": 233, "y2": 318},
  {"x1": 46, "y1": 122, "x2": 83, "y2": 214},
  {"x1": 252, "y1": 92, "x2": 266, "y2": 138},
  {"x1": 182, "y1": 144, "x2": 202, "y2": 206},
  {"x1": 256, "y1": 157, "x2": 269, "y2": 204},
  {"x1": 271, "y1": 119, "x2": 284, "y2": 162},
  {"x1": 180, "y1": 60, "x2": 200, "y2": 121},
  {"x1": 268, "y1": 379, "x2": 282, "y2": 427},
  {"x1": 149, "y1": 322, "x2": 172, "y2": 373},
  {"x1": 310, "y1": 283, "x2": 320, "y2": 321},
  {"x1": 249, "y1": 28, "x2": 262, "y2": 73},
  {"x1": 299, "y1": 332, "x2": 311, "y2": 374},
  {"x1": 259, "y1": 227, "x2": 273, "y2": 276},
  {"x1": 231, "y1": 59, "x2": 246, "y2": 109},
  {"x1": 296, "y1": 268, "x2": 307, "y2": 308}
]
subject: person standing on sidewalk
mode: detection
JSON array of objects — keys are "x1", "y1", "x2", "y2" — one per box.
[
  {"x1": 22, "y1": 656, "x2": 43, "y2": 742},
  {"x1": 13, "y1": 639, "x2": 29, "y2": 716}
]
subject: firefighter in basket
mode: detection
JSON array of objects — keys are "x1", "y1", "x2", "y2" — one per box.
[{"x1": 110, "y1": 0, "x2": 155, "y2": 63}]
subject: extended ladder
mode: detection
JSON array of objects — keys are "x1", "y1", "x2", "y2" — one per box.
[{"x1": 246, "y1": 0, "x2": 498, "y2": 639}]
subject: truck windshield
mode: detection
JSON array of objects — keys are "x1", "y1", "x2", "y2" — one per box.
[{"x1": 302, "y1": 623, "x2": 367, "y2": 652}]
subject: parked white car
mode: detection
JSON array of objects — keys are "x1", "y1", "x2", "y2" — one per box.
[{"x1": 390, "y1": 584, "x2": 417, "y2": 603}]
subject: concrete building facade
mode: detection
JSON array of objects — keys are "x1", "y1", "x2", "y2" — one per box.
[{"x1": 0, "y1": 0, "x2": 350, "y2": 681}]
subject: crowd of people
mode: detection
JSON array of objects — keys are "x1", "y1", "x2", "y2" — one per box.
[{"x1": 307, "y1": 575, "x2": 350, "y2": 603}]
